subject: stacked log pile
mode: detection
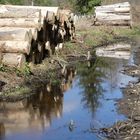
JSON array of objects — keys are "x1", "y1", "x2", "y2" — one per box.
[
  {"x1": 0, "y1": 5, "x2": 75, "y2": 68},
  {"x1": 94, "y1": 2, "x2": 132, "y2": 26}
]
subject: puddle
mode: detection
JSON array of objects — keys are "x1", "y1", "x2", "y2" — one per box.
[{"x1": 0, "y1": 43, "x2": 138, "y2": 140}]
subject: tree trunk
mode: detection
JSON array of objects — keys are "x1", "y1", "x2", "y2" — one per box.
[
  {"x1": 1, "y1": 53, "x2": 26, "y2": 68},
  {"x1": 0, "y1": 41, "x2": 31, "y2": 55}
]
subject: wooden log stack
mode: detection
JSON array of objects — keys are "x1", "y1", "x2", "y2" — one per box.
[
  {"x1": 0, "y1": 5, "x2": 75, "y2": 68},
  {"x1": 94, "y1": 2, "x2": 132, "y2": 26}
]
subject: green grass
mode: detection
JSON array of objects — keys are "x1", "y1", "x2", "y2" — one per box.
[{"x1": 76, "y1": 26, "x2": 140, "y2": 48}]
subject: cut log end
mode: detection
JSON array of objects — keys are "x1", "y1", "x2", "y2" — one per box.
[{"x1": 1, "y1": 53, "x2": 26, "y2": 68}]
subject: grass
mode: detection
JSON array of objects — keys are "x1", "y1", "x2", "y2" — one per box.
[{"x1": 76, "y1": 26, "x2": 140, "y2": 48}]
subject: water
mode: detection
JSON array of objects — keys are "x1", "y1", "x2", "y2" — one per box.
[{"x1": 0, "y1": 44, "x2": 137, "y2": 140}]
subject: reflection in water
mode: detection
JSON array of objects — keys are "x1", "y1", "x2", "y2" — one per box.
[
  {"x1": 76, "y1": 57, "x2": 129, "y2": 116},
  {"x1": 0, "y1": 67, "x2": 76, "y2": 136},
  {"x1": 0, "y1": 46, "x2": 137, "y2": 140},
  {"x1": 77, "y1": 59, "x2": 107, "y2": 114},
  {"x1": 0, "y1": 123, "x2": 5, "y2": 139}
]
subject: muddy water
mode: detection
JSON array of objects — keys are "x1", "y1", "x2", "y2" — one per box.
[{"x1": 0, "y1": 43, "x2": 137, "y2": 140}]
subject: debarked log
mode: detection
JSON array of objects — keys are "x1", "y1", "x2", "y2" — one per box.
[
  {"x1": 1, "y1": 53, "x2": 26, "y2": 68},
  {"x1": 95, "y1": 2, "x2": 130, "y2": 10},
  {"x1": 46, "y1": 11, "x2": 55, "y2": 24},
  {"x1": 95, "y1": 7, "x2": 130, "y2": 13},
  {"x1": 0, "y1": 27, "x2": 32, "y2": 43},
  {"x1": 0, "y1": 18, "x2": 41, "y2": 30},
  {"x1": 0, "y1": 5, "x2": 41, "y2": 19},
  {"x1": 0, "y1": 41, "x2": 31, "y2": 55},
  {"x1": 96, "y1": 13, "x2": 131, "y2": 21}
]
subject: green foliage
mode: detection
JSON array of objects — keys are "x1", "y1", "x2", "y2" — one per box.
[
  {"x1": 76, "y1": 0, "x2": 101, "y2": 14},
  {"x1": 0, "y1": 64, "x2": 6, "y2": 72},
  {"x1": 16, "y1": 63, "x2": 31, "y2": 77},
  {"x1": 0, "y1": 0, "x2": 52, "y2": 5},
  {"x1": 34, "y1": 0, "x2": 52, "y2": 6},
  {"x1": 65, "y1": 42, "x2": 75, "y2": 48},
  {"x1": 0, "y1": 0, "x2": 24, "y2": 4}
]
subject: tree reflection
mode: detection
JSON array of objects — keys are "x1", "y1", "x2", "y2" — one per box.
[
  {"x1": 77, "y1": 58, "x2": 109, "y2": 115},
  {"x1": 25, "y1": 83, "x2": 64, "y2": 130}
]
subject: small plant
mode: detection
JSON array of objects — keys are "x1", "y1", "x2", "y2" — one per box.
[
  {"x1": 0, "y1": 64, "x2": 6, "y2": 72},
  {"x1": 16, "y1": 63, "x2": 32, "y2": 77},
  {"x1": 23, "y1": 63, "x2": 32, "y2": 76}
]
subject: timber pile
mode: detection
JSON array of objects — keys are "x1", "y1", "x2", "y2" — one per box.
[
  {"x1": 0, "y1": 5, "x2": 75, "y2": 68},
  {"x1": 94, "y1": 2, "x2": 132, "y2": 26}
]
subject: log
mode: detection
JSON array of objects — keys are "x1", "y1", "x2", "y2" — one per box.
[
  {"x1": 30, "y1": 28, "x2": 38, "y2": 41},
  {"x1": 0, "y1": 41, "x2": 31, "y2": 55},
  {"x1": 96, "y1": 14, "x2": 131, "y2": 21},
  {"x1": 0, "y1": 18, "x2": 41, "y2": 30},
  {"x1": 95, "y1": 2, "x2": 130, "y2": 9},
  {"x1": 46, "y1": 11, "x2": 55, "y2": 24},
  {"x1": 0, "y1": 27, "x2": 32, "y2": 43},
  {"x1": 0, "y1": 5, "x2": 41, "y2": 19},
  {"x1": 95, "y1": 2, "x2": 131, "y2": 26},
  {"x1": 3, "y1": 5, "x2": 59, "y2": 16},
  {"x1": 1, "y1": 53, "x2": 26, "y2": 68},
  {"x1": 45, "y1": 41, "x2": 50, "y2": 50},
  {"x1": 95, "y1": 7, "x2": 130, "y2": 13},
  {"x1": 1, "y1": 5, "x2": 59, "y2": 25}
]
